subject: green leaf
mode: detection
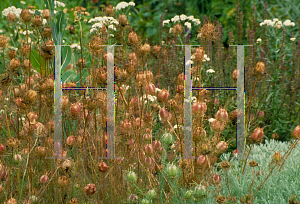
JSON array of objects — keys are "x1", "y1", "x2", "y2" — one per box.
[
  {"x1": 30, "y1": 50, "x2": 45, "y2": 74},
  {"x1": 61, "y1": 46, "x2": 71, "y2": 72},
  {"x1": 62, "y1": 69, "x2": 77, "y2": 83}
]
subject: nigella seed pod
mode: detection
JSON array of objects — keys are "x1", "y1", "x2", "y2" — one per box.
[
  {"x1": 118, "y1": 15, "x2": 127, "y2": 26},
  {"x1": 152, "y1": 140, "x2": 161, "y2": 150},
  {"x1": 147, "y1": 189, "x2": 157, "y2": 199},
  {"x1": 39, "y1": 175, "x2": 49, "y2": 183},
  {"x1": 20, "y1": 45, "x2": 30, "y2": 56},
  {"x1": 29, "y1": 195, "x2": 38, "y2": 204},
  {"x1": 157, "y1": 89, "x2": 169, "y2": 102},
  {"x1": 7, "y1": 12, "x2": 16, "y2": 22},
  {"x1": 256, "y1": 110, "x2": 265, "y2": 120},
  {"x1": 27, "y1": 111, "x2": 38, "y2": 122},
  {"x1": 231, "y1": 69, "x2": 239, "y2": 80},
  {"x1": 255, "y1": 62, "x2": 265, "y2": 75},
  {"x1": 167, "y1": 164, "x2": 178, "y2": 177},
  {"x1": 144, "y1": 144, "x2": 153, "y2": 156},
  {"x1": 126, "y1": 171, "x2": 137, "y2": 182},
  {"x1": 13, "y1": 154, "x2": 22, "y2": 163},
  {"x1": 159, "y1": 108, "x2": 171, "y2": 123},
  {"x1": 66, "y1": 136, "x2": 76, "y2": 147},
  {"x1": 84, "y1": 183, "x2": 96, "y2": 195},
  {"x1": 105, "y1": 5, "x2": 114, "y2": 15},
  {"x1": 97, "y1": 162, "x2": 108, "y2": 172},
  {"x1": 192, "y1": 102, "x2": 207, "y2": 116},
  {"x1": 177, "y1": 73, "x2": 185, "y2": 85},
  {"x1": 58, "y1": 176, "x2": 70, "y2": 188},
  {"x1": 69, "y1": 198, "x2": 78, "y2": 204},
  {"x1": 61, "y1": 95, "x2": 69, "y2": 109},
  {"x1": 162, "y1": 133, "x2": 173, "y2": 145},
  {"x1": 215, "y1": 141, "x2": 228, "y2": 153},
  {"x1": 35, "y1": 146, "x2": 47, "y2": 157},
  {"x1": 196, "y1": 155, "x2": 207, "y2": 167},
  {"x1": 176, "y1": 85, "x2": 184, "y2": 93},
  {"x1": 212, "y1": 174, "x2": 222, "y2": 184},
  {"x1": 144, "y1": 157, "x2": 154, "y2": 167},
  {"x1": 215, "y1": 108, "x2": 228, "y2": 122},
  {"x1": 42, "y1": 9, "x2": 50, "y2": 19},
  {"x1": 10, "y1": 58, "x2": 20, "y2": 71},
  {"x1": 33, "y1": 15, "x2": 42, "y2": 27},
  {"x1": 250, "y1": 127, "x2": 264, "y2": 143},
  {"x1": 70, "y1": 103, "x2": 81, "y2": 118},
  {"x1": 143, "y1": 133, "x2": 151, "y2": 141},
  {"x1": 140, "y1": 44, "x2": 151, "y2": 55},
  {"x1": 8, "y1": 49, "x2": 16, "y2": 59},
  {"x1": 144, "y1": 71, "x2": 153, "y2": 82},
  {"x1": 121, "y1": 119, "x2": 132, "y2": 133},
  {"x1": 212, "y1": 120, "x2": 226, "y2": 131},
  {"x1": 292, "y1": 125, "x2": 300, "y2": 139},
  {"x1": 42, "y1": 27, "x2": 52, "y2": 38},
  {"x1": 69, "y1": 25, "x2": 75, "y2": 34},
  {"x1": 128, "y1": 31, "x2": 139, "y2": 44},
  {"x1": 20, "y1": 9, "x2": 32, "y2": 22},
  {"x1": 128, "y1": 194, "x2": 138, "y2": 203},
  {"x1": 194, "y1": 185, "x2": 206, "y2": 197},
  {"x1": 24, "y1": 90, "x2": 38, "y2": 104}
]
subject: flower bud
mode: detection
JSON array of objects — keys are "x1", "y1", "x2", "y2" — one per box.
[{"x1": 84, "y1": 183, "x2": 96, "y2": 195}]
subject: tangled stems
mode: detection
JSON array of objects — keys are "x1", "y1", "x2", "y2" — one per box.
[{"x1": 278, "y1": 137, "x2": 300, "y2": 172}]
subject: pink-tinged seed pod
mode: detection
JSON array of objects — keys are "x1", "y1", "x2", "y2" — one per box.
[
  {"x1": 32, "y1": 73, "x2": 41, "y2": 81},
  {"x1": 212, "y1": 120, "x2": 226, "y2": 131},
  {"x1": 216, "y1": 108, "x2": 228, "y2": 122},
  {"x1": 14, "y1": 98, "x2": 23, "y2": 107},
  {"x1": 143, "y1": 133, "x2": 151, "y2": 141},
  {"x1": 27, "y1": 112, "x2": 38, "y2": 122},
  {"x1": 121, "y1": 119, "x2": 132, "y2": 132},
  {"x1": 61, "y1": 95, "x2": 69, "y2": 109},
  {"x1": 39, "y1": 175, "x2": 49, "y2": 183},
  {"x1": 84, "y1": 183, "x2": 97, "y2": 195},
  {"x1": 144, "y1": 70, "x2": 153, "y2": 82},
  {"x1": 152, "y1": 140, "x2": 161, "y2": 150},
  {"x1": 135, "y1": 117, "x2": 144, "y2": 128},
  {"x1": 176, "y1": 85, "x2": 184, "y2": 94},
  {"x1": 215, "y1": 141, "x2": 228, "y2": 153},
  {"x1": 130, "y1": 96, "x2": 139, "y2": 107},
  {"x1": 0, "y1": 144, "x2": 5, "y2": 154},
  {"x1": 26, "y1": 77, "x2": 34, "y2": 85},
  {"x1": 196, "y1": 155, "x2": 208, "y2": 167},
  {"x1": 250, "y1": 127, "x2": 264, "y2": 143},
  {"x1": 33, "y1": 122, "x2": 44, "y2": 135},
  {"x1": 231, "y1": 69, "x2": 239, "y2": 80},
  {"x1": 128, "y1": 194, "x2": 138, "y2": 203},
  {"x1": 214, "y1": 99, "x2": 219, "y2": 105},
  {"x1": 0, "y1": 170, "x2": 8, "y2": 181},
  {"x1": 157, "y1": 89, "x2": 169, "y2": 102},
  {"x1": 159, "y1": 108, "x2": 172, "y2": 122},
  {"x1": 144, "y1": 157, "x2": 154, "y2": 167},
  {"x1": 212, "y1": 174, "x2": 222, "y2": 184},
  {"x1": 128, "y1": 139, "x2": 135, "y2": 150},
  {"x1": 66, "y1": 136, "x2": 76, "y2": 147},
  {"x1": 256, "y1": 110, "x2": 265, "y2": 120},
  {"x1": 97, "y1": 162, "x2": 108, "y2": 172},
  {"x1": 145, "y1": 83, "x2": 156, "y2": 95},
  {"x1": 192, "y1": 102, "x2": 207, "y2": 116},
  {"x1": 70, "y1": 103, "x2": 81, "y2": 118},
  {"x1": 292, "y1": 125, "x2": 300, "y2": 139},
  {"x1": 144, "y1": 144, "x2": 154, "y2": 156}
]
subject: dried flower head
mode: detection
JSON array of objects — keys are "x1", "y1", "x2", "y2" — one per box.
[
  {"x1": 255, "y1": 62, "x2": 265, "y2": 75},
  {"x1": 20, "y1": 9, "x2": 31, "y2": 22},
  {"x1": 198, "y1": 22, "x2": 217, "y2": 41},
  {"x1": 220, "y1": 161, "x2": 231, "y2": 170},
  {"x1": 248, "y1": 160, "x2": 258, "y2": 167},
  {"x1": 118, "y1": 15, "x2": 127, "y2": 26},
  {"x1": 128, "y1": 31, "x2": 139, "y2": 44},
  {"x1": 32, "y1": 15, "x2": 42, "y2": 27},
  {"x1": 0, "y1": 34, "x2": 8, "y2": 48}
]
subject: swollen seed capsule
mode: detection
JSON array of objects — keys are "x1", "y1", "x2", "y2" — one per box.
[
  {"x1": 167, "y1": 164, "x2": 178, "y2": 177},
  {"x1": 126, "y1": 171, "x2": 137, "y2": 182},
  {"x1": 185, "y1": 190, "x2": 193, "y2": 199},
  {"x1": 147, "y1": 189, "x2": 157, "y2": 199},
  {"x1": 161, "y1": 133, "x2": 173, "y2": 145},
  {"x1": 194, "y1": 185, "x2": 206, "y2": 197},
  {"x1": 13, "y1": 154, "x2": 22, "y2": 163}
]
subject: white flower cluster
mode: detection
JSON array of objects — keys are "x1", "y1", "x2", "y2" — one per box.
[
  {"x1": 89, "y1": 16, "x2": 119, "y2": 34},
  {"x1": 256, "y1": 38, "x2": 262, "y2": 43},
  {"x1": 20, "y1": 30, "x2": 34, "y2": 35},
  {"x1": 70, "y1": 43, "x2": 81, "y2": 50},
  {"x1": 2, "y1": 6, "x2": 22, "y2": 18},
  {"x1": 260, "y1": 18, "x2": 295, "y2": 28},
  {"x1": 115, "y1": 1, "x2": 135, "y2": 11},
  {"x1": 163, "y1": 14, "x2": 201, "y2": 31},
  {"x1": 54, "y1": 1, "x2": 65, "y2": 8},
  {"x1": 190, "y1": 54, "x2": 210, "y2": 62},
  {"x1": 140, "y1": 94, "x2": 157, "y2": 103},
  {"x1": 206, "y1": 69, "x2": 215, "y2": 73}
]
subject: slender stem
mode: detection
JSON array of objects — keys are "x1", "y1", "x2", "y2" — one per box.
[
  {"x1": 278, "y1": 138, "x2": 300, "y2": 172},
  {"x1": 241, "y1": 144, "x2": 253, "y2": 174}
]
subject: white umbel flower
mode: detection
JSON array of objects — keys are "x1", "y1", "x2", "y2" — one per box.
[
  {"x1": 206, "y1": 69, "x2": 215, "y2": 73},
  {"x1": 70, "y1": 43, "x2": 81, "y2": 50},
  {"x1": 208, "y1": 118, "x2": 216, "y2": 123},
  {"x1": 256, "y1": 38, "x2": 262, "y2": 43},
  {"x1": 184, "y1": 22, "x2": 191, "y2": 29},
  {"x1": 290, "y1": 37, "x2": 296, "y2": 41}
]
